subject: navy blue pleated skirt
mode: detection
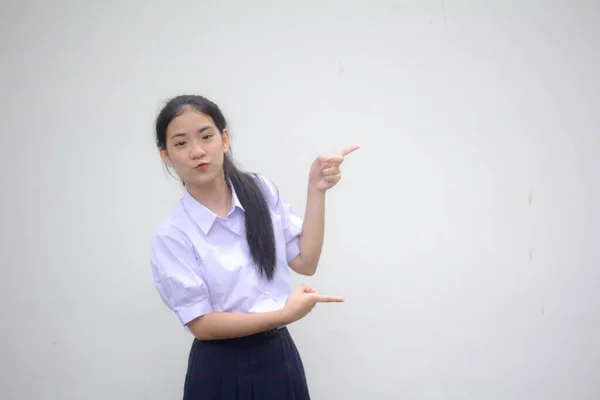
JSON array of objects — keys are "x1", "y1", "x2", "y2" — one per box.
[{"x1": 183, "y1": 327, "x2": 311, "y2": 400}]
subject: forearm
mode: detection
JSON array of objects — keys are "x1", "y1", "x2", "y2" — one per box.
[
  {"x1": 187, "y1": 309, "x2": 290, "y2": 341},
  {"x1": 295, "y1": 186, "x2": 326, "y2": 275}
]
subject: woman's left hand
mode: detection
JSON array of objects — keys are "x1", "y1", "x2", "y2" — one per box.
[{"x1": 308, "y1": 144, "x2": 360, "y2": 192}]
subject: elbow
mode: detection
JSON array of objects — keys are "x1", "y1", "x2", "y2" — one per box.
[
  {"x1": 300, "y1": 267, "x2": 317, "y2": 276},
  {"x1": 186, "y1": 315, "x2": 216, "y2": 341},
  {"x1": 289, "y1": 256, "x2": 318, "y2": 276},
  {"x1": 194, "y1": 333, "x2": 216, "y2": 341},
  {"x1": 191, "y1": 329, "x2": 214, "y2": 341}
]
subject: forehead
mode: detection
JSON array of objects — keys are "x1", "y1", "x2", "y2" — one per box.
[{"x1": 166, "y1": 108, "x2": 216, "y2": 139}]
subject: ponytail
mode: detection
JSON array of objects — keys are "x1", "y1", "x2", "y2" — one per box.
[{"x1": 223, "y1": 155, "x2": 277, "y2": 280}]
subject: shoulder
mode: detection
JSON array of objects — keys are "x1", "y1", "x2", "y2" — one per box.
[
  {"x1": 250, "y1": 173, "x2": 280, "y2": 206},
  {"x1": 150, "y1": 200, "x2": 192, "y2": 249},
  {"x1": 150, "y1": 201, "x2": 199, "y2": 279}
]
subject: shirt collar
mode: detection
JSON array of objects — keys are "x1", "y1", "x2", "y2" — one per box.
[{"x1": 182, "y1": 179, "x2": 244, "y2": 235}]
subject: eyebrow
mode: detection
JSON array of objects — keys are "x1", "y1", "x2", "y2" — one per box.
[{"x1": 170, "y1": 125, "x2": 213, "y2": 140}]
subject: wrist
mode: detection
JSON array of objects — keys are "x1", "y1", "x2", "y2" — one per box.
[
  {"x1": 307, "y1": 184, "x2": 326, "y2": 196},
  {"x1": 276, "y1": 308, "x2": 291, "y2": 325},
  {"x1": 277, "y1": 307, "x2": 295, "y2": 325}
]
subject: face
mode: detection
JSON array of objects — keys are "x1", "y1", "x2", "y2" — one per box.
[{"x1": 160, "y1": 107, "x2": 230, "y2": 187}]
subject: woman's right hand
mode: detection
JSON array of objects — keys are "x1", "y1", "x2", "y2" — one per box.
[{"x1": 282, "y1": 284, "x2": 345, "y2": 324}]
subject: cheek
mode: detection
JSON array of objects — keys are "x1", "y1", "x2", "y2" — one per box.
[
  {"x1": 209, "y1": 142, "x2": 226, "y2": 159},
  {"x1": 211, "y1": 152, "x2": 225, "y2": 168},
  {"x1": 166, "y1": 151, "x2": 187, "y2": 169}
]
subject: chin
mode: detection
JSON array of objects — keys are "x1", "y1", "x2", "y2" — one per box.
[{"x1": 185, "y1": 171, "x2": 221, "y2": 187}]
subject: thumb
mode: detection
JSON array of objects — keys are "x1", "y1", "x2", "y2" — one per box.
[{"x1": 303, "y1": 286, "x2": 318, "y2": 294}]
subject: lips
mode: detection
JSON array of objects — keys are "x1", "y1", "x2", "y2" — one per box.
[{"x1": 195, "y1": 162, "x2": 209, "y2": 170}]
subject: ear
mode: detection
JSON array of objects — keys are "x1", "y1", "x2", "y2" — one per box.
[
  {"x1": 159, "y1": 146, "x2": 173, "y2": 168},
  {"x1": 222, "y1": 128, "x2": 231, "y2": 153}
]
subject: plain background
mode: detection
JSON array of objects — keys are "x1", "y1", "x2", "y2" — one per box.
[{"x1": 1, "y1": 1, "x2": 599, "y2": 399}]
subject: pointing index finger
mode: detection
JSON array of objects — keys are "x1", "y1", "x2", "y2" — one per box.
[
  {"x1": 337, "y1": 144, "x2": 360, "y2": 157},
  {"x1": 311, "y1": 294, "x2": 345, "y2": 303}
]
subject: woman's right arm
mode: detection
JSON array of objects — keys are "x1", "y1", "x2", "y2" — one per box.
[
  {"x1": 186, "y1": 309, "x2": 291, "y2": 341},
  {"x1": 188, "y1": 284, "x2": 344, "y2": 341}
]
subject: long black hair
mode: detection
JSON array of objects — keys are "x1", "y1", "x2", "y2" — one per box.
[{"x1": 155, "y1": 95, "x2": 277, "y2": 280}]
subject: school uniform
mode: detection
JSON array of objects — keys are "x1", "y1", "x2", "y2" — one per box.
[{"x1": 150, "y1": 175, "x2": 310, "y2": 399}]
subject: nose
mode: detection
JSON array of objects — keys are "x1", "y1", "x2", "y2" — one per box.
[{"x1": 190, "y1": 141, "x2": 206, "y2": 159}]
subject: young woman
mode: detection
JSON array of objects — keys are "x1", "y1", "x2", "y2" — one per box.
[{"x1": 150, "y1": 94, "x2": 358, "y2": 399}]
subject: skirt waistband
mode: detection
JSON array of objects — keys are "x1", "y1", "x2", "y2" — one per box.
[
  {"x1": 195, "y1": 326, "x2": 288, "y2": 345},
  {"x1": 238, "y1": 325, "x2": 286, "y2": 339}
]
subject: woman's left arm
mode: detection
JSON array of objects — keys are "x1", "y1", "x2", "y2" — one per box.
[{"x1": 289, "y1": 145, "x2": 359, "y2": 276}]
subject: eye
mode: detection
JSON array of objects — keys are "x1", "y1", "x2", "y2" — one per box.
[
  {"x1": 174, "y1": 141, "x2": 186, "y2": 147},
  {"x1": 202, "y1": 134, "x2": 213, "y2": 140}
]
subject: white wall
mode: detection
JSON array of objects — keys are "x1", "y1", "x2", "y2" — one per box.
[{"x1": 1, "y1": 1, "x2": 599, "y2": 399}]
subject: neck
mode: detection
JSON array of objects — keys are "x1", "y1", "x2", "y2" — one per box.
[{"x1": 186, "y1": 174, "x2": 232, "y2": 217}]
